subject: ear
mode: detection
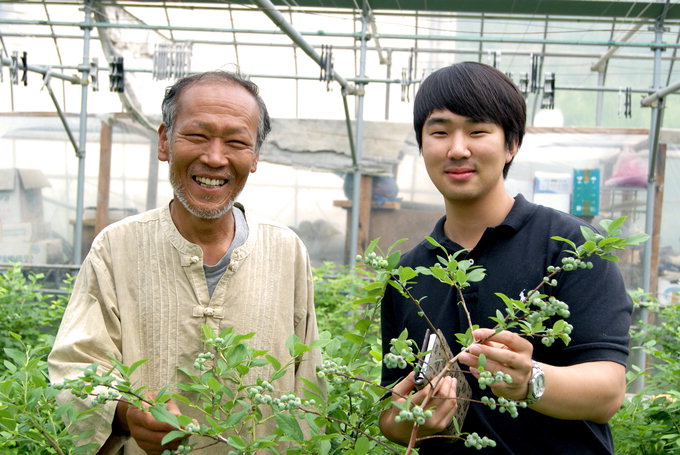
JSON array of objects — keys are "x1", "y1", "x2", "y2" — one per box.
[
  {"x1": 250, "y1": 152, "x2": 259, "y2": 173},
  {"x1": 158, "y1": 124, "x2": 170, "y2": 162},
  {"x1": 505, "y1": 137, "x2": 519, "y2": 163}
]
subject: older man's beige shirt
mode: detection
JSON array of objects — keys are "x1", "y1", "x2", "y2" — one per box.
[{"x1": 48, "y1": 204, "x2": 322, "y2": 454}]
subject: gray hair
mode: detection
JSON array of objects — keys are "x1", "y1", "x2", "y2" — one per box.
[{"x1": 160, "y1": 71, "x2": 271, "y2": 153}]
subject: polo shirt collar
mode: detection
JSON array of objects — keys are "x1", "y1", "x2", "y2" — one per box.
[{"x1": 426, "y1": 193, "x2": 537, "y2": 251}]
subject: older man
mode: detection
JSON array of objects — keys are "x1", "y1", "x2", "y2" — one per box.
[{"x1": 49, "y1": 71, "x2": 322, "y2": 454}]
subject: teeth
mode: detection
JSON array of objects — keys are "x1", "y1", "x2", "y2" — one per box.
[{"x1": 195, "y1": 176, "x2": 225, "y2": 187}]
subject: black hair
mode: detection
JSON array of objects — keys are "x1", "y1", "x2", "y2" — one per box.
[
  {"x1": 413, "y1": 62, "x2": 526, "y2": 177},
  {"x1": 161, "y1": 71, "x2": 271, "y2": 152}
]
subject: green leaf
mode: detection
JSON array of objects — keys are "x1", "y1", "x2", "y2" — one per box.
[
  {"x1": 478, "y1": 353, "x2": 487, "y2": 368},
  {"x1": 424, "y1": 236, "x2": 445, "y2": 251},
  {"x1": 275, "y1": 413, "x2": 304, "y2": 441},
  {"x1": 600, "y1": 216, "x2": 626, "y2": 236},
  {"x1": 149, "y1": 404, "x2": 180, "y2": 429},
  {"x1": 354, "y1": 436, "x2": 371, "y2": 455},
  {"x1": 397, "y1": 266, "x2": 417, "y2": 282},
  {"x1": 429, "y1": 267, "x2": 453, "y2": 285},
  {"x1": 227, "y1": 435, "x2": 247, "y2": 449},
  {"x1": 623, "y1": 232, "x2": 650, "y2": 246},
  {"x1": 161, "y1": 430, "x2": 186, "y2": 445},
  {"x1": 127, "y1": 358, "x2": 149, "y2": 377},
  {"x1": 454, "y1": 269, "x2": 467, "y2": 286},
  {"x1": 580, "y1": 225, "x2": 596, "y2": 243},
  {"x1": 551, "y1": 236, "x2": 576, "y2": 250},
  {"x1": 207, "y1": 376, "x2": 221, "y2": 392},
  {"x1": 386, "y1": 250, "x2": 402, "y2": 269},
  {"x1": 344, "y1": 333, "x2": 364, "y2": 346},
  {"x1": 227, "y1": 343, "x2": 248, "y2": 367},
  {"x1": 201, "y1": 325, "x2": 217, "y2": 341},
  {"x1": 363, "y1": 238, "x2": 381, "y2": 256},
  {"x1": 286, "y1": 334, "x2": 301, "y2": 357},
  {"x1": 225, "y1": 408, "x2": 249, "y2": 427}
]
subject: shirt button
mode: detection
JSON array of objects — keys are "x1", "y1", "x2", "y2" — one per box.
[{"x1": 190, "y1": 256, "x2": 200, "y2": 264}]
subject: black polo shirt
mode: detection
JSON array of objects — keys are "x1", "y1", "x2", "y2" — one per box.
[{"x1": 381, "y1": 194, "x2": 632, "y2": 454}]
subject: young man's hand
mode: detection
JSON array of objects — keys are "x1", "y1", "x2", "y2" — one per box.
[
  {"x1": 379, "y1": 371, "x2": 458, "y2": 446},
  {"x1": 458, "y1": 328, "x2": 534, "y2": 401}
]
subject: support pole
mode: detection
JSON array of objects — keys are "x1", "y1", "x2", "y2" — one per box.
[
  {"x1": 73, "y1": 0, "x2": 92, "y2": 264},
  {"x1": 633, "y1": 13, "x2": 667, "y2": 393},
  {"x1": 348, "y1": 3, "x2": 369, "y2": 267}
]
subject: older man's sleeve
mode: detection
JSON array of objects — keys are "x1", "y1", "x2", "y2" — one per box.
[
  {"x1": 293, "y1": 244, "x2": 325, "y2": 400},
  {"x1": 48, "y1": 248, "x2": 127, "y2": 453}
]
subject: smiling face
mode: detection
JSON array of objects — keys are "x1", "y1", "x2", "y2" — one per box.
[
  {"x1": 421, "y1": 109, "x2": 517, "y2": 209},
  {"x1": 158, "y1": 80, "x2": 259, "y2": 221}
]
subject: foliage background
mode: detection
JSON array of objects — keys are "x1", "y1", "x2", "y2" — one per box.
[{"x1": 0, "y1": 263, "x2": 678, "y2": 454}]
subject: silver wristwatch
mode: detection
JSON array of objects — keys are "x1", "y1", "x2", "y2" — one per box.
[{"x1": 524, "y1": 360, "x2": 545, "y2": 405}]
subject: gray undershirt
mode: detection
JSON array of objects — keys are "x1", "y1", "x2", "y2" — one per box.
[{"x1": 203, "y1": 207, "x2": 248, "y2": 297}]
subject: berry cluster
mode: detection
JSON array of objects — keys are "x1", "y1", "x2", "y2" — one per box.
[
  {"x1": 559, "y1": 256, "x2": 593, "y2": 272},
  {"x1": 91, "y1": 388, "x2": 121, "y2": 406},
  {"x1": 480, "y1": 396, "x2": 526, "y2": 418},
  {"x1": 464, "y1": 432, "x2": 497, "y2": 449},
  {"x1": 193, "y1": 352, "x2": 215, "y2": 371},
  {"x1": 477, "y1": 370, "x2": 512, "y2": 390},
  {"x1": 393, "y1": 405, "x2": 433, "y2": 425},
  {"x1": 357, "y1": 252, "x2": 389, "y2": 269},
  {"x1": 166, "y1": 443, "x2": 192, "y2": 455},
  {"x1": 529, "y1": 295, "x2": 571, "y2": 319},
  {"x1": 247, "y1": 381, "x2": 275, "y2": 405},
  {"x1": 541, "y1": 324, "x2": 573, "y2": 346},
  {"x1": 247, "y1": 382, "x2": 314, "y2": 413},
  {"x1": 272, "y1": 393, "x2": 303, "y2": 412},
  {"x1": 204, "y1": 337, "x2": 228, "y2": 349},
  {"x1": 383, "y1": 353, "x2": 408, "y2": 370},
  {"x1": 316, "y1": 359, "x2": 350, "y2": 383}
]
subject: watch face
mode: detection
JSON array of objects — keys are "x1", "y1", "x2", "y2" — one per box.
[{"x1": 533, "y1": 370, "x2": 546, "y2": 396}]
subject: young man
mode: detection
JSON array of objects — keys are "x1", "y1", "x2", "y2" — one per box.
[
  {"x1": 49, "y1": 71, "x2": 322, "y2": 454},
  {"x1": 379, "y1": 62, "x2": 632, "y2": 454}
]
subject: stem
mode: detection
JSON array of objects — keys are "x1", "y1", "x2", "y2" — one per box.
[
  {"x1": 27, "y1": 414, "x2": 65, "y2": 455},
  {"x1": 405, "y1": 354, "x2": 462, "y2": 453},
  {"x1": 389, "y1": 273, "x2": 440, "y2": 337},
  {"x1": 456, "y1": 286, "x2": 475, "y2": 335}
]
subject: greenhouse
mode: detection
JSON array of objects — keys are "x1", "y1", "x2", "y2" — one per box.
[{"x1": 0, "y1": 1, "x2": 678, "y2": 454}]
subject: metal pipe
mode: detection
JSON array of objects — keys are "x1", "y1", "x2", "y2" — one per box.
[
  {"x1": 73, "y1": 1, "x2": 92, "y2": 264},
  {"x1": 43, "y1": 77, "x2": 80, "y2": 157},
  {"x1": 349, "y1": 3, "x2": 369, "y2": 268},
  {"x1": 633, "y1": 15, "x2": 667, "y2": 394},
  {"x1": 3, "y1": 17, "x2": 680, "y2": 49},
  {"x1": 249, "y1": 0, "x2": 353, "y2": 92},
  {"x1": 640, "y1": 79, "x2": 680, "y2": 106},
  {"x1": 6, "y1": 31, "x2": 680, "y2": 63},
  {"x1": 595, "y1": 71, "x2": 606, "y2": 126},
  {"x1": 591, "y1": 22, "x2": 645, "y2": 72},
  {"x1": 0, "y1": 56, "x2": 82, "y2": 85}
]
